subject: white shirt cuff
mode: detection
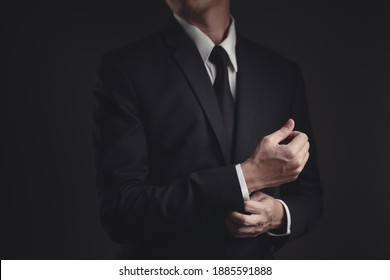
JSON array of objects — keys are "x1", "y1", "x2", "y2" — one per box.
[
  {"x1": 235, "y1": 164, "x2": 291, "y2": 236},
  {"x1": 235, "y1": 164, "x2": 250, "y2": 201},
  {"x1": 267, "y1": 199, "x2": 291, "y2": 236}
]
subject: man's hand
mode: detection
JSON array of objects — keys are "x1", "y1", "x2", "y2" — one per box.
[
  {"x1": 225, "y1": 192, "x2": 285, "y2": 238},
  {"x1": 241, "y1": 119, "x2": 310, "y2": 193}
]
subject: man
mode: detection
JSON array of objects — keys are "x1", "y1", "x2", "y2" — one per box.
[{"x1": 92, "y1": 0, "x2": 322, "y2": 259}]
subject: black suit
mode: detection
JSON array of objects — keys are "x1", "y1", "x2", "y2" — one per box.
[{"x1": 92, "y1": 18, "x2": 323, "y2": 259}]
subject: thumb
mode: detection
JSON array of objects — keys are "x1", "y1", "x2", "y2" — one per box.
[
  {"x1": 249, "y1": 191, "x2": 267, "y2": 201},
  {"x1": 269, "y1": 119, "x2": 295, "y2": 142}
]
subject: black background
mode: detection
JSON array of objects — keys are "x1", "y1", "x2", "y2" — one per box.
[{"x1": 3, "y1": 0, "x2": 390, "y2": 259}]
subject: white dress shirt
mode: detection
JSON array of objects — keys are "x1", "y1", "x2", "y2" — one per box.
[{"x1": 174, "y1": 14, "x2": 291, "y2": 236}]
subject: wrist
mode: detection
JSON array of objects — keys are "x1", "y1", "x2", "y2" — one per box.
[
  {"x1": 241, "y1": 160, "x2": 264, "y2": 193},
  {"x1": 271, "y1": 200, "x2": 286, "y2": 230}
]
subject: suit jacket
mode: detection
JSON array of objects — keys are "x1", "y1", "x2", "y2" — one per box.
[{"x1": 92, "y1": 18, "x2": 323, "y2": 259}]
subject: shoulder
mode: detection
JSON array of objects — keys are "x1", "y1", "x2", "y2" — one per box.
[{"x1": 100, "y1": 29, "x2": 168, "y2": 68}]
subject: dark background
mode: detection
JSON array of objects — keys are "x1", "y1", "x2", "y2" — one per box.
[{"x1": 2, "y1": 0, "x2": 389, "y2": 259}]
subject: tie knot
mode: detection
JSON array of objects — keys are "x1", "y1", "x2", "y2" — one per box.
[{"x1": 209, "y1": 46, "x2": 229, "y2": 67}]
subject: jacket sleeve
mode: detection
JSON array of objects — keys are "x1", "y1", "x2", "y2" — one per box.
[
  {"x1": 280, "y1": 65, "x2": 323, "y2": 240},
  {"x1": 92, "y1": 56, "x2": 244, "y2": 243}
]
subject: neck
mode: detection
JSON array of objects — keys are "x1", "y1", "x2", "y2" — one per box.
[{"x1": 179, "y1": 6, "x2": 231, "y2": 44}]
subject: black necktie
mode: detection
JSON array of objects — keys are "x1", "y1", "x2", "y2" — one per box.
[{"x1": 209, "y1": 46, "x2": 236, "y2": 157}]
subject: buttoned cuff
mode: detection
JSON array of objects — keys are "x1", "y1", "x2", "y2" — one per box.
[
  {"x1": 267, "y1": 199, "x2": 291, "y2": 236},
  {"x1": 235, "y1": 164, "x2": 291, "y2": 236},
  {"x1": 235, "y1": 164, "x2": 250, "y2": 201}
]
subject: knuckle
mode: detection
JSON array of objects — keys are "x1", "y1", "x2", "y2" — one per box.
[
  {"x1": 262, "y1": 135, "x2": 271, "y2": 145},
  {"x1": 292, "y1": 167, "x2": 300, "y2": 176},
  {"x1": 244, "y1": 204, "x2": 253, "y2": 214},
  {"x1": 258, "y1": 193, "x2": 268, "y2": 201},
  {"x1": 290, "y1": 159, "x2": 300, "y2": 169},
  {"x1": 288, "y1": 171, "x2": 299, "y2": 181},
  {"x1": 257, "y1": 225, "x2": 265, "y2": 233},
  {"x1": 250, "y1": 191, "x2": 261, "y2": 200},
  {"x1": 286, "y1": 155, "x2": 299, "y2": 168},
  {"x1": 284, "y1": 149, "x2": 294, "y2": 160},
  {"x1": 299, "y1": 161, "x2": 307, "y2": 171},
  {"x1": 242, "y1": 216, "x2": 251, "y2": 226}
]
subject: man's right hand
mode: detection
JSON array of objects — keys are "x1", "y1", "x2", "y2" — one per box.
[{"x1": 241, "y1": 119, "x2": 310, "y2": 193}]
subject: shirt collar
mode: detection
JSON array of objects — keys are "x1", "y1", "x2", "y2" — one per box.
[{"x1": 174, "y1": 14, "x2": 238, "y2": 72}]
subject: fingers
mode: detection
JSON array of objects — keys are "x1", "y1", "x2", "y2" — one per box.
[
  {"x1": 228, "y1": 200, "x2": 271, "y2": 226},
  {"x1": 225, "y1": 219, "x2": 262, "y2": 238},
  {"x1": 225, "y1": 212, "x2": 271, "y2": 238},
  {"x1": 280, "y1": 131, "x2": 310, "y2": 174},
  {"x1": 278, "y1": 130, "x2": 299, "y2": 145},
  {"x1": 286, "y1": 149, "x2": 309, "y2": 182},
  {"x1": 225, "y1": 215, "x2": 270, "y2": 238},
  {"x1": 244, "y1": 199, "x2": 271, "y2": 215},
  {"x1": 301, "y1": 150, "x2": 310, "y2": 169},
  {"x1": 228, "y1": 211, "x2": 261, "y2": 226},
  {"x1": 286, "y1": 131, "x2": 308, "y2": 153},
  {"x1": 295, "y1": 141, "x2": 310, "y2": 162},
  {"x1": 286, "y1": 138, "x2": 310, "y2": 174},
  {"x1": 267, "y1": 119, "x2": 295, "y2": 143},
  {"x1": 226, "y1": 194, "x2": 276, "y2": 238},
  {"x1": 248, "y1": 191, "x2": 269, "y2": 201},
  {"x1": 230, "y1": 224, "x2": 269, "y2": 238}
]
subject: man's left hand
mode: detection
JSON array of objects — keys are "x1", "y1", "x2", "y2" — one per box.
[{"x1": 225, "y1": 192, "x2": 285, "y2": 238}]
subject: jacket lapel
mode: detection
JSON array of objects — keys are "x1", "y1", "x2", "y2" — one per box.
[
  {"x1": 163, "y1": 19, "x2": 232, "y2": 164},
  {"x1": 233, "y1": 37, "x2": 260, "y2": 163},
  {"x1": 234, "y1": 36, "x2": 279, "y2": 163}
]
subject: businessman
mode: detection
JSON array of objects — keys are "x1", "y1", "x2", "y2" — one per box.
[{"x1": 92, "y1": 0, "x2": 323, "y2": 259}]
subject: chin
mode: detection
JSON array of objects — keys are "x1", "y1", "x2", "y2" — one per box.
[{"x1": 173, "y1": 0, "x2": 224, "y2": 16}]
